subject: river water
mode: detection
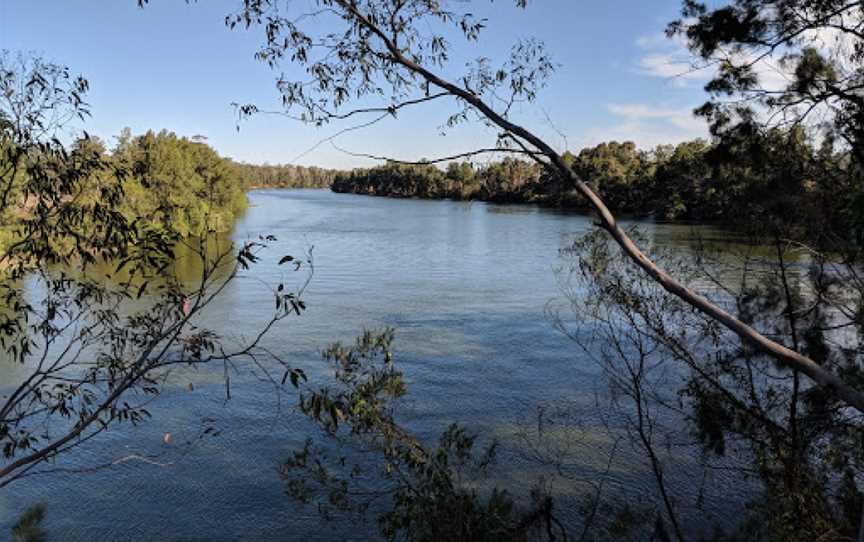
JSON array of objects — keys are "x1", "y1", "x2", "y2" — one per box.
[{"x1": 0, "y1": 189, "x2": 755, "y2": 540}]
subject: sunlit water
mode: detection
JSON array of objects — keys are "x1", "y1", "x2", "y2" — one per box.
[{"x1": 0, "y1": 190, "x2": 757, "y2": 540}]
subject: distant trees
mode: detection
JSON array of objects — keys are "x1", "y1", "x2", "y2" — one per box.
[
  {"x1": 571, "y1": 142, "x2": 647, "y2": 211},
  {"x1": 332, "y1": 160, "x2": 546, "y2": 202},
  {"x1": 331, "y1": 127, "x2": 860, "y2": 237},
  {"x1": 234, "y1": 162, "x2": 339, "y2": 190},
  {"x1": 649, "y1": 140, "x2": 711, "y2": 219},
  {"x1": 478, "y1": 157, "x2": 544, "y2": 202}
]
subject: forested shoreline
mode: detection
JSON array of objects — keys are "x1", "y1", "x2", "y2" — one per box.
[
  {"x1": 13, "y1": 125, "x2": 853, "y2": 250},
  {"x1": 0, "y1": 131, "x2": 341, "y2": 253},
  {"x1": 231, "y1": 125, "x2": 863, "y2": 248},
  {"x1": 332, "y1": 127, "x2": 863, "y2": 242},
  {"x1": 234, "y1": 162, "x2": 341, "y2": 190},
  {"x1": 4, "y1": 123, "x2": 852, "y2": 259},
  {"x1": 0, "y1": 128, "x2": 249, "y2": 255}
]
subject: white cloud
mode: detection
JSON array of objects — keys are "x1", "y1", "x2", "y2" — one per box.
[
  {"x1": 608, "y1": 103, "x2": 706, "y2": 133},
  {"x1": 577, "y1": 103, "x2": 708, "y2": 149},
  {"x1": 633, "y1": 30, "x2": 712, "y2": 87},
  {"x1": 608, "y1": 103, "x2": 682, "y2": 119},
  {"x1": 637, "y1": 53, "x2": 708, "y2": 86},
  {"x1": 635, "y1": 33, "x2": 672, "y2": 50},
  {"x1": 633, "y1": 29, "x2": 794, "y2": 91}
]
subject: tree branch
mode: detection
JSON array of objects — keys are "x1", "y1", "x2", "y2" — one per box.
[{"x1": 335, "y1": 0, "x2": 864, "y2": 414}]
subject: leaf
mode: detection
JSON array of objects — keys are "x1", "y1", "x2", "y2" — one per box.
[{"x1": 278, "y1": 255, "x2": 294, "y2": 265}]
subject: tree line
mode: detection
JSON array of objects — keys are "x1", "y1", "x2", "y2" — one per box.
[
  {"x1": 332, "y1": 127, "x2": 862, "y2": 243},
  {"x1": 234, "y1": 162, "x2": 341, "y2": 189}
]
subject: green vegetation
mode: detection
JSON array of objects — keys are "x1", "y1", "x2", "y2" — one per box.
[
  {"x1": 559, "y1": 227, "x2": 864, "y2": 541},
  {"x1": 11, "y1": 504, "x2": 45, "y2": 542},
  {"x1": 234, "y1": 162, "x2": 339, "y2": 189},
  {"x1": 6, "y1": 0, "x2": 864, "y2": 539},
  {"x1": 331, "y1": 158, "x2": 547, "y2": 203},
  {"x1": 284, "y1": 330, "x2": 576, "y2": 541},
  {"x1": 0, "y1": 52, "x2": 307, "y2": 496},
  {"x1": 111, "y1": 129, "x2": 249, "y2": 236},
  {"x1": 333, "y1": 128, "x2": 862, "y2": 243},
  {"x1": 0, "y1": 126, "x2": 249, "y2": 257},
  {"x1": 235, "y1": 0, "x2": 864, "y2": 540}
]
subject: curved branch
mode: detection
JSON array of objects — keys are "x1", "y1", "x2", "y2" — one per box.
[
  {"x1": 336, "y1": 0, "x2": 864, "y2": 414},
  {"x1": 330, "y1": 141, "x2": 537, "y2": 165}
]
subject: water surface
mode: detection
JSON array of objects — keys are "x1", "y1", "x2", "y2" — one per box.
[{"x1": 0, "y1": 189, "x2": 753, "y2": 540}]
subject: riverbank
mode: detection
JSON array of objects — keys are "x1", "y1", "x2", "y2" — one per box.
[{"x1": 328, "y1": 131, "x2": 861, "y2": 246}]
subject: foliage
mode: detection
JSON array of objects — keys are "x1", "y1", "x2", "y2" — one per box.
[
  {"x1": 121, "y1": 0, "x2": 864, "y2": 538},
  {"x1": 332, "y1": 127, "x2": 862, "y2": 247},
  {"x1": 234, "y1": 161, "x2": 339, "y2": 189},
  {"x1": 570, "y1": 141, "x2": 648, "y2": 211},
  {"x1": 282, "y1": 329, "x2": 568, "y2": 542},
  {"x1": 110, "y1": 129, "x2": 249, "y2": 237},
  {"x1": 11, "y1": 504, "x2": 46, "y2": 542},
  {"x1": 557, "y1": 225, "x2": 864, "y2": 541},
  {"x1": 0, "y1": 52, "x2": 308, "y2": 490},
  {"x1": 0, "y1": 124, "x2": 249, "y2": 257},
  {"x1": 0, "y1": 51, "x2": 168, "y2": 279},
  {"x1": 669, "y1": 1, "x2": 864, "y2": 183}
]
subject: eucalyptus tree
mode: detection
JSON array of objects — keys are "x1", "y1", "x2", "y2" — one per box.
[
  {"x1": 208, "y1": 0, "x2": 864, "y2": 412},
  {"x1": 556, "y1": 224, "x2": 864, "y2": 541},
  {"x1": 669, "y1": 0, "x2": 864, "y2": 187},
  {"x1": 0, "y1": 52, "x2": 308, "y2": 488}
]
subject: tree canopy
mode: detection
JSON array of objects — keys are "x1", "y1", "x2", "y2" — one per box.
[{"x1": 671, "y1": 0, "x2": 864, "y2": 182}]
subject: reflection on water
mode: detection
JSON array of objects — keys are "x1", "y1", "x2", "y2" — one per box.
[
  {"x1": 77, "y1": 234, "x2": 238, "y2": 286},
  {"x1": 0, "y1": 190, "x2": 754, "y2": 540}
]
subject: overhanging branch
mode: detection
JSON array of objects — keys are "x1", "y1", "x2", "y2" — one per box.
[
  {"x1": 330, "y1": 140, "x2": 538, "y2": 165},
  {"x1": 335, "y1": 0, "x2": 864, "y2": 414}
]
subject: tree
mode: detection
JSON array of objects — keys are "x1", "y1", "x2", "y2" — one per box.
[
  {"x1": 0, "y1": 52, "x2": 308, "y2": 488},
  {"x1": 556, "y1": 225, "x2": 864, "y2": 541},
  {"x1": 477, "y1": 157, "x2": 543, "y2": 202},
  {"x1": 282, "y1": 329, "x2": 570, "y2": 541},
  {"x1": 232, "y1": 161, "x2": 338, "y2": 190},
  {"x1": 571, "y1": 142, "x2": 649, "y2": 211},
  {"x1": 110, "y1": 129, "x2": 249, "y2": 236},
  {"x1": 220, "y1": 0, "x2": 864, "y2": 412},
  {"x1": 669, "y1": 0, "x2": 864, "y2": 188}
]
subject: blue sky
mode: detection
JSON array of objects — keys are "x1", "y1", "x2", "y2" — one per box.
[{"x1": 1, "y1": 1, "x2": 712, "y2": 169}]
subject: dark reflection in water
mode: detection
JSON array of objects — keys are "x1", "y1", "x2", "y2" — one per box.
[{"x1": 0, "y1": 190, "x2": 755, "y2": 540}]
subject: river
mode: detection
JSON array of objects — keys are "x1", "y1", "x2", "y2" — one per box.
[{"x1": 0, "y1": 189, "x2": 755, "y2": 540}]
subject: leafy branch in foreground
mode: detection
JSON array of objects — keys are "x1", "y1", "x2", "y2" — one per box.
[
  {"x1": 0, "y1": 52, "x2": 309, "y2": 489},
  {"x1": 670, "y1": 0, "x2": 864, "y2": 184},
  {"x1": 0, "y1": 231, "x2": 311, "y2": 488},
  {"x1": 282, "y1": 329, "x2": 571, "y2": 542},
  {"x1": 10, "y1": 503, "x2": 46, "y2": 542},
  {"x1": 553, "y1": 227, "x2": 864, "y2": 541}
]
